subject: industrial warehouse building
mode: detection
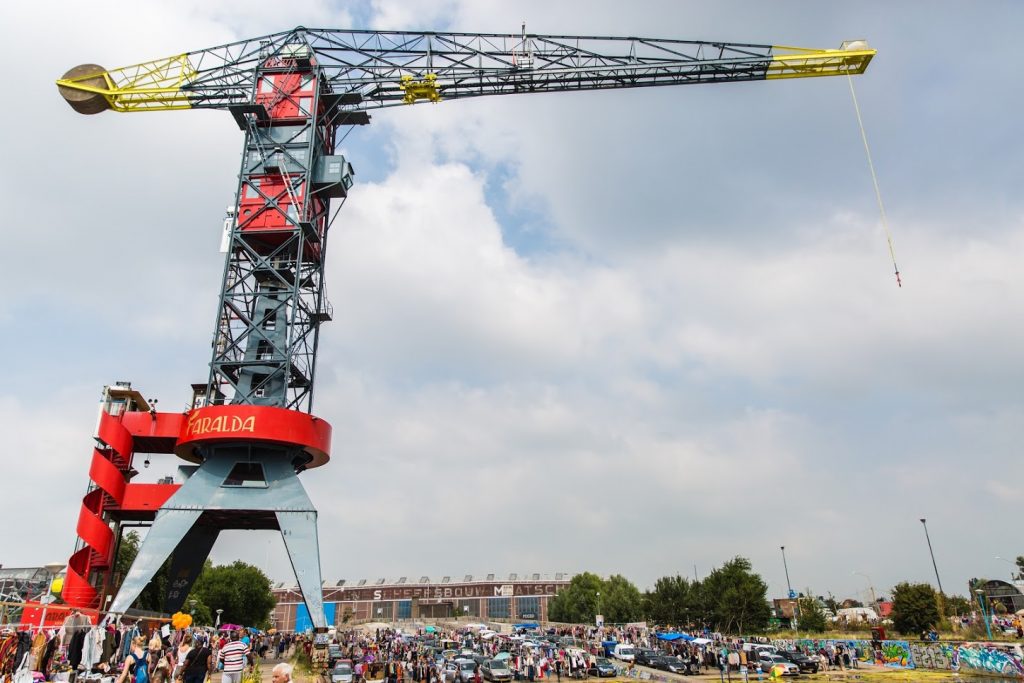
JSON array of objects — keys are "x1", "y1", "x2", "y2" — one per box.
[{"x1": 271, "y1": 573, "x2": 572, "y2": 631}]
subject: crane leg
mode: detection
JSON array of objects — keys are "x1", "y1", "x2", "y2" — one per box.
[
  {"x1": 165, "y1": 525, "x2": 220, "y2": 613},
  {"x1": 108, "y1": 445, "x2": 324, "y2": 623}
]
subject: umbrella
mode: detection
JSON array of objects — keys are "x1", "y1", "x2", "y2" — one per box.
[{"x1": 425, "y1": 626, "x2": 437, "y2": 633}]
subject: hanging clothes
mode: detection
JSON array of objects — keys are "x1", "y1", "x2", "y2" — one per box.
[
  {"x1": 0, "y1": 634, "x2": 21, "y2": 676},
  {"x1": 67, "y1": 630, "x2": 87, "y2": 669},
  {"x1": 81, "y1": 627, "x2": 104, "y2": 670}
]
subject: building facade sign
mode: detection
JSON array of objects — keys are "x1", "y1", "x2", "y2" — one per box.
[{"x1": 325, "y1": 583, "x2": 560, "y2": 602}]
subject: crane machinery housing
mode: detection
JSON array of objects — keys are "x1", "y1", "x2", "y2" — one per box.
[{"x1": 55, "y1": 27, "x2": 874, "y2": 629}]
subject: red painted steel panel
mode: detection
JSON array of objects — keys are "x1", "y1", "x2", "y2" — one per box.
[
  {"x1": 120, "y1": 411, "x2": 185, "y2": 448},
  {"x1": 118, "y1": 483, "x2": 180, "y2": 513},
  {"x1": 96, "y1": 411, "x2": 133, "y2": 458},
  {"x1": 175, "y1": 405, "x2": 331, "y2": 468}
]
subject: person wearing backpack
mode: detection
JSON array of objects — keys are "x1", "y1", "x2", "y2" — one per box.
[{"x1": 118, "y1": 636, "x2": 151, "y2": 683}]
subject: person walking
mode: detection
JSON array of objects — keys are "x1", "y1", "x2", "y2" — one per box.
[
  {"x1": 218, "y1": 631, "x2": 251, "y2": 683},
  {"x1": 117, "y1": 636, "x2": 151, "y2": 683},
  {"x1": 182, "y1": 636, "x2": 212, "y2": 683}
]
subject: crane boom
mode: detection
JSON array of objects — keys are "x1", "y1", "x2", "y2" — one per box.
[{"x1": 57, "y1": 27, "x2": 874, "y2": 114}]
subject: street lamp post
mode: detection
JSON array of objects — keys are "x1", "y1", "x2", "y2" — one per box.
[
  {"x1": 189, "y1": 599, "x2": 197, "y2": 616},
  {"x1": 920, "y1": 518, "x2": 946, "y2": 619},
  {"x1": 215, "y1": 608, "x2": 223, "y2": 629},
  {"x1": 919, "y1": 519, "x2": 945, "y2": 594},
  {"x1": 974, "y1": 589, "x2": 993, "y2": 640},
  {"x1": 781, "y1": 546, "x2": 797, "y2": 629}
]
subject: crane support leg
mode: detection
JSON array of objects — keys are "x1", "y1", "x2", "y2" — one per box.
[
  {"x1": 108, "y1": 443, "x2": 326, "y2": 626},
  {"x1": 277, "y1": 511, "x2": 327, "y2": 628},
  {"x1": 110, "y1": 509, "x2": 202, "y2": 614},
  {"x1": 164, "y1": 525, "x2": 220, "y2": 613}
]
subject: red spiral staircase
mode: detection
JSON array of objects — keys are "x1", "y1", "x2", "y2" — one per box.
[{"x1": 62, "y1": 385, "x2": 186, "y2": 611}]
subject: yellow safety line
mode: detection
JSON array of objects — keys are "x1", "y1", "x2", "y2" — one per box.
[{"x1": 847, "y1": 71, "x2": 901, "y2": 287}]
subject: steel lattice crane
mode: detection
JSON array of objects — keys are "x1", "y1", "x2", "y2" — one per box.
[{"x1": 56, "y1": 27, "x2": 874, "y2": 628}]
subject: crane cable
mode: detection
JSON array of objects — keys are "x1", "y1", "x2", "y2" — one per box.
[{"x1": 847, "y1": 72, "x2": 901, "y2": 287}]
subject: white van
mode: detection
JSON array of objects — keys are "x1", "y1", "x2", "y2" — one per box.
[{"x1": 613, "y1": 644, "x2": 637, "y2": 662}]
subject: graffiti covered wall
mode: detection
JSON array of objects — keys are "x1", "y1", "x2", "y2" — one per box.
[
  {"x1": 909, "y1": 641, "x2": 1024, "y2": 678},
  {"x1": 771, "y1": 639, "x2": 912, "y2": 668},
  {"x1": 770, "y1": 638, "x2": 1024, "y2": 678}
]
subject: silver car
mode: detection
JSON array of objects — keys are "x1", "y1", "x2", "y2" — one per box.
[
  {"x1": 481, "y1": 660, "x2": 512, "y2": 682},
  {"x1": 331, "y1": 663, "x2": 354, "y2": 683},
  {"x1": 757, "y1": 653, "x2": 800, "y2": 676}
]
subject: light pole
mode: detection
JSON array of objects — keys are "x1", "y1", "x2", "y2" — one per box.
[
  {"x1": 852, "y1": 572, "x2": 879, "y2": 619},
  {"x1": 215, "y1": 608, "x2": 223, "y2": 629},
  {"x1": 974, "y1": 589, "x2": 993, "y2": 640},
  {"x1": 781, "y1": 546, "x2": 797, "y2": 629},
  {"x1": 38, "y1": 562, "x2": 65, "y2": 631},
  {"x1": 919, "y1": 519, "x2": 945, "y2": 594},
  {"x1": 780, "y1": 547, "x2": 794, "y2": 596},
  {"x1": 189, "y1": 599, "x2": 197, "y2": 616}
]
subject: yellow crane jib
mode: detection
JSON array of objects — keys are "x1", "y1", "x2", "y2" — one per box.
[
  {"x1": 767, "y1": 41, "x2": 876, "y2": 80},
  {"x1": 56, "y1": 54, "x2": 197, "y2": 114},
  {"x1": 399, "y1": 73, "x2": 441, "y2": 104}
]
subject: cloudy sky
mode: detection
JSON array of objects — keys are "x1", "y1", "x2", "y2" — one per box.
[{"x1": 2, "y1": 0, "x2": 1022, "y2": 606}]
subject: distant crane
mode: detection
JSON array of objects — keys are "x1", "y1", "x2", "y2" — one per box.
[{"x1": 56, "y1": 27, "x2": 874, "y2": 628}]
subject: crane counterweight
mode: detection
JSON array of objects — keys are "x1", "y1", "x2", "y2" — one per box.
[{"x1": 58, "y1": 64, "x2": 111, "y2": 114}]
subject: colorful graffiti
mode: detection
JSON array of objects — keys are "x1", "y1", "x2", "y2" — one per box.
[
  {"x1": 772, "y1": 639, "x2": 1024, "y2": 677},
  {"x1": 770, "y1": 639, "x2": 911, "y2": 668},
  {"x1": 878, "y1": 641, "x2": 912, "y2": 667},
  {"x1": 956, "y1": 644, "x2": 1024, "y2": 677}
]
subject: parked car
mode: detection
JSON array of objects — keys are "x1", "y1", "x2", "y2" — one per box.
[
  {"x1": 612, "y1": 644, "x2": 637, "y2": 662},
  {"x1": 454, "y1": 659, "x2": 479, "y2": 683},
  {"x1": 328, "y1": 645, "x2": 343, "y2": 667},
  {"x1": 651, "y1": 656, "x2": 686, "y2": 675},
  {"x1": 776, "y1": 651, "x2": 818, "y2": 674},
  {"x1": 757, "y1": 653, "x2": 800, "y2": 676},
  {"x1": 481, "y1": 660, "x2": 513, "y2": 682},
  {"x1": 634, "y1": 650, "x2": 661, "y2": 667},
  {"x1": 331, "y1": 662, "x2": 354, "y2": 683},
  {"x1": 587, "y1": 658, "x2": 617, "y2": 678}
]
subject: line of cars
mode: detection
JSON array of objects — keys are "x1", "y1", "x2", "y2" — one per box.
[{"x1": 631, "y1": 649, "x2": 700, "y2": 676}]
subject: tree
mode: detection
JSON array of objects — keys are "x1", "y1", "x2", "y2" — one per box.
[
  {"x1": 698, "y1": 557, "x2": 771, "y2": 634},
  {"x1": 601, "y1": 574, "x2": 643, "y2": 624},
  {"x1": 943, "y1": 594, "x2": 971, "y2": 617},
  {"x1": 645, "y1": 575, "x2": 699, "y2": 626},
  {"x1": 549, "y1": 572, "x2": 603, "y2": 624},
  {"x1": 1016, "y1": 556, "x2": 1024, "y2": 581},
  {"x1": 796, "y1": 597, "x2": 827, "y2": 632},
  {"x1": 890, "y1": 582, "x2": 940, "y2": 635},
  {"x1": 189, "y1": 561, "x2": 276, "y2": 628}
]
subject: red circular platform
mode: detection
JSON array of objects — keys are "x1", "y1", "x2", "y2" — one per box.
[{"x1": 175, "y1": 405, "x2": 331, "y2": 468}]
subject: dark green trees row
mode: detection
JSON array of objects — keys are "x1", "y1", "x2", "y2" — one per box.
[{"x1": 550, "y1": 557, "x2": 771, "y2": 633}]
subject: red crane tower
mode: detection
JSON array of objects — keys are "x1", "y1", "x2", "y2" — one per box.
[{"x1": 56, "y1": 28, "x2": 874, "y2": 627}]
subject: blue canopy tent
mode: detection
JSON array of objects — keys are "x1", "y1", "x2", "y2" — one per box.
[
  {"x1": 655, "y1": 633, "x2": 694, "y2": 642},
  {"x1": 513, "y1": 623, "x2": 539, "y2": 630}
]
